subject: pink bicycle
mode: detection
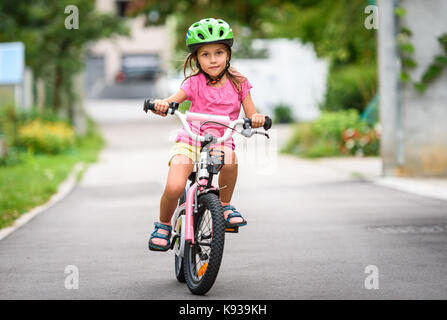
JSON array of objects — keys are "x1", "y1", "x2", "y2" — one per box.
[{"x1": 144, "y1": 99, "x2": 272, "y2": 295}]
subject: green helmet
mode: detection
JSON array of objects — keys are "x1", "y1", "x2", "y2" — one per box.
[{"x1": 186, "y1": 18, "x2": 234, "y2": 53}]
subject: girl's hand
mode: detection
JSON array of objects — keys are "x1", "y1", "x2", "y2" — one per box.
[
  {"x1": 152, "y1": 99, "x2": 169, "y2": 117},
  {"x1": 251, "y1": 113, "x2": 265, "y2": 128}
]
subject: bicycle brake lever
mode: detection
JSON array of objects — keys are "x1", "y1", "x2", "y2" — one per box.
[
  {"x1": 253, "y1": 130, "x2": 270, "y2": 139},
  {"x1": 240, "y1": 128, "x2": 270, "y2": 139}
]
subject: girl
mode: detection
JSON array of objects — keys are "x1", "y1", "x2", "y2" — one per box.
[{"x1": 148, "y1": 18, "x2": 266, "y2": 251}]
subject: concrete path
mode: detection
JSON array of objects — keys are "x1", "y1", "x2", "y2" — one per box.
[{"x1": 1, "y1": 99, "x2": 447, "y2": 299}]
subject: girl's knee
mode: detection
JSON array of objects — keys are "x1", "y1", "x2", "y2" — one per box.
[
  {"x1": 221, "y1": 153, "x2": 238, "y2": 173},
  {"x1": 170, "y1": 154, "x2": 194, "y2": 166},
  {"x1": 214, "y1": 146, "x2": 237, "y2": 165},
  {"x1": 221, "y1": 162, "x2": 237, "y2": 174},
  {"x1": 164, "y1": 159, "x2": 193, "y2": 199},
  {"x1": 164, "y1": 182, "x2": 185, "y2": 200},
  {"x1": 227, "y1": 151, "x2": 237, "y2": 165}
]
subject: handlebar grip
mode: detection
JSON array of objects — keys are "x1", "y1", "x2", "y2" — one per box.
[
  {"x1": 264, "y1": 116, "x2": 272, "y2": 130},
  {"x1": 143, "y1": 99, "x2": 155, "y2": 113},
  {"x1": 245, "y1": 116, "x2": 273, "y2": 130},
  {"x1": 143, "y1": 99, "x2": 179, "y2": 115}
]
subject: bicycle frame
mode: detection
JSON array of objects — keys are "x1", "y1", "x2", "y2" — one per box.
[
  {"x1": 184, "y1": 153, "x2": 220, "y2": 243},
  {"x1": 184, "y1": 181, "x2": 198, "y2": 243}
]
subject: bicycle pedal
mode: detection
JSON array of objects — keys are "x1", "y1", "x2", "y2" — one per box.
[{"x1": 225, "y1": 227, "x2": 239, "y2": 233}]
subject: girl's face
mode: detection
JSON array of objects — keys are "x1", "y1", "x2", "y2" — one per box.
[{"x1": 196, "y1": 43, "x2": 229, "y2": 78}]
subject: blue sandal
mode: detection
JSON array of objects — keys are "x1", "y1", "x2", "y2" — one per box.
[
  {"x1": 222, "y1": 205, "x2": 247, "y2": 227},
  {"x1": 148, "y1": 222, "x2": 172, "y2": 252}
]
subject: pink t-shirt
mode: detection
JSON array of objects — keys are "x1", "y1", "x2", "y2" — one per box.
[{"x1": 176, "y1": 72, "x2": 252, "y2": 150}]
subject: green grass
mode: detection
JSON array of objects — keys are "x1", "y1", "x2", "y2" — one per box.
[{"x1": 0, "y1": 121, "x2": 104, "y2": 229}]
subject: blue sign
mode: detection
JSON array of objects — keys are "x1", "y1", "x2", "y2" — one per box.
[{"x1": 0, "y1": 42, "x2": 25, "y2": 85}]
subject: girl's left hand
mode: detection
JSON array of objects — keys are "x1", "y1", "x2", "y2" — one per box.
[{"x1": 251, "y1": 113, "x2": 265, "y2": 128}]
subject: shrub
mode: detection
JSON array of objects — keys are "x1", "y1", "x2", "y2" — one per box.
[
  {"x1": 283, "y1": 109, "x2": 380, "y2": 158},
  {"x1": 17, "y1": 120, "x2": 75, "y2": 154},
  {"x1": 179, "y1": 101, "x2": 191, "y2": 113},
  {"x1": 0, "y1": 106, "x2": 76, "y2": 164},
  {"x1": 0, "y1": 143, "x2": 24, "y2": 166},
  {"x1": 322, "y1": 64, "x2": 377, "y2": 113},
  {"x1": 340, "y1": 124, "x2": 381, "y2": 157},
  {"x1": 273, "y1": 104, "x2": 294, "y2": 124},
  {"x1": 0, "y1": 105, "x2": 16, "y2": 140}
]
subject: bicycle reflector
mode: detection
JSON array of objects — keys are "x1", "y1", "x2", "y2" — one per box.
[
  {"x1": 207, "y1": 148, "x2": 225, "y2": 174},
  {"x1": 197, "y1": 263, "x2": 208, "y2": 277}
]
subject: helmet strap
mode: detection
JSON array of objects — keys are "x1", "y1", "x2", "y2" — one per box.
[{"x1": 198, "y1": 60, "x2": 231, "y2": 85}]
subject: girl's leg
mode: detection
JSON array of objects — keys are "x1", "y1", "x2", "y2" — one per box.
[
  {"x1": 152, "y1": 154, "x2": 194, "y2": 247},
  {"x1": 215, "y1": 146, "x2": 243, "y2": 224}
]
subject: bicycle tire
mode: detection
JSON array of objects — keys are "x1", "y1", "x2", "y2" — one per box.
[
  {"x1": 175, "y1": 252, "x2": 185, "y2": 282},
  {"x1": 174, "y1": 190, "x2": 187, "y2": 283},
  {"x1": 184, "y1": 193, "x2": 225, "y2": 295},
  {"x1": 174, "y1": 212, "x2": 186, "y2": 283}
]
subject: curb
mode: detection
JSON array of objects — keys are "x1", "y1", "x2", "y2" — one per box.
[
  {"x1": 314, "y1": 158, "x2": 447, "y2": 202},
  {"x1": 348, "y1": 171, "x2": 447, "y2": 203},
  {"x1": 371, "y1": 177, "x2": 447, "y2": 202},
  {"x1": 0, "y1": 162, "x2": 85, "y2": 241}
]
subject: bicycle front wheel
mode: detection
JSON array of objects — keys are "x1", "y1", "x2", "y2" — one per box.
[{"x1": 184, "y1": 193, "x2": 225, "y2": 295}]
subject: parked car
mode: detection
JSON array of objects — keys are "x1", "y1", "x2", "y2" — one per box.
[{"x1": 115, "y1": 54, "x2": 161, "y2": 82}]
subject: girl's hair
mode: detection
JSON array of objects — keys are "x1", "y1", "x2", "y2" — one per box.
[{"x1": 182, "y1": 45, "x2": 247, "y2": 94}]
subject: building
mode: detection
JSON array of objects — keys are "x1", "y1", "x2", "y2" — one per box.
[{"x1": 85, "y1": 0, "x2": 173, "y2": 98}]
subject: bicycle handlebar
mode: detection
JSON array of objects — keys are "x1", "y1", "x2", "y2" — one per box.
[
  {"x1": 143, "y1": 99, "x2": 179, "y2": 115},
  {"x1": 143, "y1": 99, "x2": 272, "y2": 131}
]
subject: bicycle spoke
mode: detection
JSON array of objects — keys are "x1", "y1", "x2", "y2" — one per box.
[{"x1": 192, "y1": 208, "x2": 214, "y2": 281}]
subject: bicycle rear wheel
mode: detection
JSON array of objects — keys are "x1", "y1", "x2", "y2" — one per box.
[
  {"x1": 184, "y1": 193, "x2": 225, "y2": 295},
  {"x1": 174, "y1": 211, "x2": 186, "y2": 283}
]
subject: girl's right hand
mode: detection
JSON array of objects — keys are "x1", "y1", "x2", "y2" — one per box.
[{"x1": 151, "y1": 99, "x2": 169, "y2": 117}]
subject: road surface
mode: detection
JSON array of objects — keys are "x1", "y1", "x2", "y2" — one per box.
[{"x1": 1, "y1": 99, "x2": 447, "y2": 299}]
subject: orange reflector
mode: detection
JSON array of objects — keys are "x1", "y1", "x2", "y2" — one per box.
[{"x1": 198, "y1": 263, "x2": 208, "y2": 277}]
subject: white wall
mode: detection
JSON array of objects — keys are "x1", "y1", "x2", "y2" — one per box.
[{"x1": 379, "y1": 0, "x2": 447, "y2": 177}]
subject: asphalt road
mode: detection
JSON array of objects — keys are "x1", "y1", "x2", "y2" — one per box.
[{"x1": 1, "y1": 99, "x2": 447, "y2": 299}]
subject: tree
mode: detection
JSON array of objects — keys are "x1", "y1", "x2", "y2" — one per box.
[
  {"x1": 265, "y1": 0, "x2": 377, "y2": 67},
  {"x1": 0, "y1": 0, "x2": 129, "y2": 118}
]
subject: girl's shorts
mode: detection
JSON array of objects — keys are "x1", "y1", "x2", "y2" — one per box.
[
  {"x1": 168, "y1": 141, "x2": 234, "y2": 166},
  {"x1": 168, "y1": 142, "x2": 200, "y2": 166}
]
